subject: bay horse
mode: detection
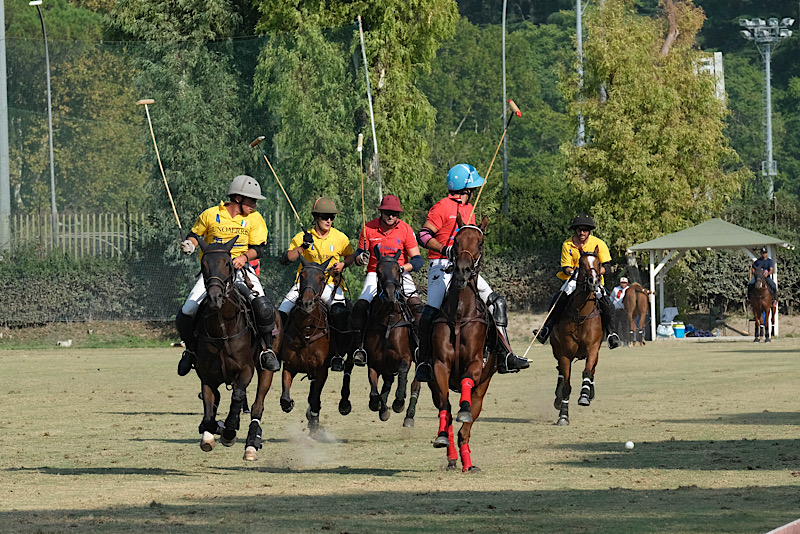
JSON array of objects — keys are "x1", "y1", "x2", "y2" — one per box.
[
  {"x1": 550, "y1": 247, "x2": 603, "y2": 426},
  {"x1": 429, "y1": 214, "x2": 494, "y2": 472},
  {"x1": 279, "y1": 257, "x2": 354, "y2": 436},
  {"x1": 363, "y1": 246, "x2": 421, "y2": 426},
  {"x1": 194, "y1": 238, "x2": 281, "y2": 461},
  {"x1": 623, "y1": 282, "x2": 650, "y2": 345},
  {"x1": 749, "y1": 268, "x2": 774, "y2": 343}
]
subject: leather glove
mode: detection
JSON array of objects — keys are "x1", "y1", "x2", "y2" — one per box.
[
  {"x1": 440, "y1": 245, "x2": 456, "y2": 261},
  {"x1": 180, "y1": 239, "x2": 195, "y2": 255},
  {"x1": 301, "y1": 231, "x2": 314, "y2": 249},
  {"x1": 356, "y1": 250, "x2": 370, "y2": 266}
]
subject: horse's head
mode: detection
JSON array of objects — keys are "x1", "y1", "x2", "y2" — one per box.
[
  {"x1": 298, "y1": 256, "x2": 332, "y2": 314},
  {"x1": 451, "y1": 213, "x2": 487, "y2": 291},
  {"x1": 754, "y1": 267, "x2": 768, "y2": 290},
  {"x1": 577, "y1": 246, "x2": 601, "y2": 293},
  {"x1": 198, "y1": 237, "x2": 237, "y2": 311},
  {"x1": 375, "y1": 246, "x2": 402, "y2": 304}
]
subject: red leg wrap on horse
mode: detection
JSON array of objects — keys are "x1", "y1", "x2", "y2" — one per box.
[
  {"x1": 460, "y1": 443, "x2": 473, "y2": 471},
  {"x1": 438, "y1": 410, "x2": 450, "y2": 434},
  {"x1": 447, "y1": 424, "x2": 457, "y2": 460},
  {"x1": 459, "y1": 378, "x2": 474, "y2": 406}
]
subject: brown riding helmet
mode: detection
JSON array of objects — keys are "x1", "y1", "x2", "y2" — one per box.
[{"x1": 312, "y1": 197, "x2": 339, "y2": 215}]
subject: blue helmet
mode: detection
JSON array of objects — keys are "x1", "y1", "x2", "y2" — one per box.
[{"x1": 446, "y1": 164, "x2": 485, "y2": 191}]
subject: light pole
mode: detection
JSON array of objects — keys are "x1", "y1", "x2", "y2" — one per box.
[
  {"x1": 739, "y1": 16, "x2": 794, "y2": 201},
  {"x1": 29, "y1": 0, "x2": 58, "y2": 245},
  {"x1": 502, "y1": 0, "x2": 508, "y2": 214}
]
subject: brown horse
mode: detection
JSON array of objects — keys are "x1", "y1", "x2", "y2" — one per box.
[
  {"x1": 279, "y1": 257, "x2": 354, "y2": 436},
  {"x1": 750, "y1": 268, "x2": 774, "y2": 343},
  {"x1": 194, "y1": 238, "x2": 282, "y2": 460},
  {"x1": 429, "y1": 214, "x2": 495, "y2": 472},
  {"x1": 550, "y1": 248, "x2": 603, "y2": 426},
  {"x1": 623, "y1": 282, "x2": 650, "y2": 345},
  {"x1": 363, "y1": 246, "x2": 422, "y2": 426}
]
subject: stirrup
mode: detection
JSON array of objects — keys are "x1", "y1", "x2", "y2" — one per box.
[
  {"x1": 330, "y1": 355, "x2": 344, "y2": 372},
  {"x1": 533, "y1": 326, "x2": 550, "y2": 344},
  {"x1": 607, "y1": 333, "x2": 622, "y2": 350},
  {"x1": 258, "y1": 349, "x2": 281, "y2": 372},
  {"x1": 414, "y1": 361, "x2": 433, "y2": 383},
  {"x1": 497, "y1": 352, "x2": 530, "y2": 374},
  {"x1": 178, "y1": 349, "x2": 195, "y2": 376},
  {"x1": 352, "y1": 347, "x2": 367, "y2": 366}
]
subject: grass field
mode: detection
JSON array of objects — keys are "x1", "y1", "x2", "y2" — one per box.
[{"x1": 1, "y1": 335, "x2": 799, "y2": 533}]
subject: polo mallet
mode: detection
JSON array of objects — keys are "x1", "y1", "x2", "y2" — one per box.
[
  {"x1": 250, "y1": 136, "x2": 304, "y2": 228},
  {"x1": 522, "y1": 269, "x2": 578, "y2": 359},
  {"x1": 468, "y1": 99, "x2": 521, "y2": 222},
  {"x1": 136, "y1": 98, "x2": 182, "y2": 230},
  {"x1": 357, "y1": 133, "x2": 367, "y2": 251}
]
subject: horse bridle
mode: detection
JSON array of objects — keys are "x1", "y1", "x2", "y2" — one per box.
[
  {"x1": 202, "y1": 249, "x2": 235, "y2": 296},
  {"x1": 576, "y1": 252, "x2": 600, "y2": 293},
  {"x1": 376, "y1": 256, "x2": 403, "y2": 300},
  {"x1": 299, "y1": 263, "x2": 329, "y2": 306},
  {"x1": 451, "y1": 224, "x2": 484, "y2": 281}
]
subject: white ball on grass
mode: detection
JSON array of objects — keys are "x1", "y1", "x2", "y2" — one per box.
[{"x1": 625, "y1": 441, "x2": 635, "y2": 450}]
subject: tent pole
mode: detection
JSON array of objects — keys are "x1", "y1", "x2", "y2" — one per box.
[{"x1": 650, "y1": 250, "x2": 656, "y2": 341}]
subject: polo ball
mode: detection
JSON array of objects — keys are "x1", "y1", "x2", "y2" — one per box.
[{"x1": 625, "y1": 441, "x2": 635, "y2": 450}]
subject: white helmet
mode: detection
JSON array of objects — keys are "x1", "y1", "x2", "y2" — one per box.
[{"x1": 228, "y1": 175, "x2": 266, "y2": 200}]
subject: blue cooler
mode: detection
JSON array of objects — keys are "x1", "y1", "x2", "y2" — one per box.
[{"x1": 673, "y1": 323, "x2": 685, "y2": 338}]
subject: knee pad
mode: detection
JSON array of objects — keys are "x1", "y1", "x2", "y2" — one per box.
[
  {"x1": 330, "y1": 303, "x2": 349, "y2": 328},
  {"x1": 487, "y1": 292, "x2": 508, "y2": 327},
  {"x1": 252, "y1": 296, "x2": 276, "y2": 328}
]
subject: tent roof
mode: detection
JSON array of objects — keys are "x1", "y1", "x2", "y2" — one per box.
[{"x1": 628, "y1": 218, "x2": 791, "y2": 252}]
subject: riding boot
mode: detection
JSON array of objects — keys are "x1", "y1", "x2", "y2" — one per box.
[
  {"x1": 487, "y1": 293, "x2": 530, "y2": 373},
  {"x1": 534, "y1": 292, "x2": 565, "y2": 344},
  {"x1": 598, "y1": 294, "x2": 623, "y2": 349},
  {"x1": 175, "y1": 310, "x2": 197, "y2": 376},
  {"x1": 329, "y1": 304, "x2": 350, "y2": 372},
  {"x1": 406, "y1": 296, "x2": 424, "y2": 354},
  {"x1": 252, "y1": 295, "x2": 280, "y2": 372},
  {"x1": 413, "y1": 305, "x2": 439, "y2": 382},
  {"x1": 349, "y1": 299, "x2": 370, "y2": 366}
]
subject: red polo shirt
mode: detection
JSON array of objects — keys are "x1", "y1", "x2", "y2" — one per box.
[
  {"x1": 425, "y1": 195, "x2": 476, "y2": 260},
  {"x1": 358, "y1": 218, "x2": 418, "y2": 273}
]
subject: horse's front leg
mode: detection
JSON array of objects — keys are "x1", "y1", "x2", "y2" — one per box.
[
  {"x1": 378, "y1": 372, "x2": 395, "y2": 422},
  {"x1": 578, "y1": 349, "x2": 599, "y2": 406},
  {"x1": 338, "y1": 349, "x2": 354, "y2": 416},
  {"x1": 222, "y1": 368, "x2": 253, "y2": 447},
  {"x1": 199, "y1": 382, "x2": 220, "y2": 451},
  {"x1": 393, "y1": 360, "x2": 410, "y2": 414},
  {"x1": 244, "y1": 366, "x2": 275, "y2": 461},
  {"x1": 431, "y1": 360, "x2": 452, "y2": 449},
  {"x1": 554, "y1": 357, "x2": 572, "y2": 426},
  {"x1": 456, "y1": 352, "x2": 484, "y2": 423},
  {"x1": 404, "y1": 378, "x2": 421, "y2": 428},
  {"x1": 458, "y1": 377, "x2": 491, "y2": 473},
  {"x1": 367, "y1": 365, "x2": 382, "y2": 412},
  {"x1": 280, "y1": 366, "x2": 295, "y2": 413},
  {"x1": 754, "y1": 313, "x2": 762, "y2": 342},
  {"x1": 307, "y1": 366, "x2": 329, "y2": 437}
]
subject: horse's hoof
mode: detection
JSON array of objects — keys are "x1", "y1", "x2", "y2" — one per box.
[
  {"x1": 200, "y1": 431, "x2": 215, "y2": 452},
  {"x1": 456, "y1": 409, "x2": 473, "y2": 423},
  {"x1": 243, "y1": 446, "x2": 258, "y2": 461},
  {"x1": 754, "y1": 338, "x2": 761, "y2": 343},
  {"x1": 392, "y1": 399, "x2": 405, "y2": 413},
  {"x1": 242, "y1": 407, "x2": 250, "y2": 414},
  {"x1": 403, "y1": 417, "x2": 415, "y2": 428},
  {"x1": 368, "y1": 396, "x2": 381, "y2": 412},
  {"x1": 463, "y1": 465, "x2": 481, "y2": 474},
  {"x1": 433, "y1": 434, "x2": 449, "y2": 448},
  {"x1": 379, "y1": 408, "x2": 391, "y2": 422},
  {"x1": 338, "y1": 399, "x2": 352, "y2": 416},
  {"x1": 446, "y1": 459, "x2": 459, "y2": 470},
  {"x1": 766, "y1": 338, "x2": 772, "y2": 343},
  {"x1": 557, "y1": 416, "x2": 569, "y2": 426},
  {"x1": 280, "y1": 398, "x2": 294, "y2": 413},
  {"x1": 221, "y1": 433, "x2": 237, "y2": 447},
  {"x1": 554, "y1": 398, "x2": 562, "y2": 410},
  {"x1": 578, "y1": 394, "x2": 591, "y2": 406}
]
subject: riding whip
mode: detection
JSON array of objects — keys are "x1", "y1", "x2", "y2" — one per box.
[
  {"x1": 136, "y1": 98, "x2": 182, "y2": 230},
  {"x1": 250, "y1": 136, "x2": 305, "y2": 229},
  {"x1": 468, "y1": 99, "x2": 521, "y2": 223}
]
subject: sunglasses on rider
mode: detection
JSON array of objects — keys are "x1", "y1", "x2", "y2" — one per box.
[
  {"x1": 576, "y1": 227, "x2": 591, "y2": 233},
  {"x1": 381, "y1": 211, "x2": 400, "y2": 218},
  {"x1": 316, "y1": 214, "x2": 336, "y2": 221}
]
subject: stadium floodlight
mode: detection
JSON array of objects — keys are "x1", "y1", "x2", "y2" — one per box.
[{"x1": 738, "y1": 15, "x2": 795, "y2": 200}]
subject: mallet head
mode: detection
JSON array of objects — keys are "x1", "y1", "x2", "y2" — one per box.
[
  {"x1": 136, "y1": 98, "x2": 155, "y2": 106},
  {"x1": 357, "y1": 133, "x2": 363, "y2": 152},
  {"x1": 508, "y1": 99, "x2": 521, "y2": 117},
  {"x1": 250, "y1": 136, "x2": 265, "y2": 149}
]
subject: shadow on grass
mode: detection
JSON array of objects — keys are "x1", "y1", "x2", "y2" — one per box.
[
  {"x1": 1, "y1": 487, "x2": 798, "y2": 533},
  {"x1": 106, "y1": 411, "x2": 197, "y2": 416},
  {"x1": 559, "y1": 438, "x2": 800, "y2": 471},
  {"x1": 5, "y1": 466, "x2": 191, "y2": 476},
  {"x1": 663, "y1": 411, "x2": 800, "y2": 426}
]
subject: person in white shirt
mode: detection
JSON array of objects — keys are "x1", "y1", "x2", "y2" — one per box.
[{"x1": 611, "y1": 277, "x2": 629, "y2": 310}]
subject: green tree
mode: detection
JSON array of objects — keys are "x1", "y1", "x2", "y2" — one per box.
[{"x1": 564, "y1": 0, "x2": 751, "y2": 254}]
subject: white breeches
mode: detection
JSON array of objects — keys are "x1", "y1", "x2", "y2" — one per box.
[
  {"x1": 358, "y1": 271, "x2": 418, "y2": 303},
  {"x1": 278, "y1": 281, "x2": 346, "y2": 314},
  {"x1": 560, "y1": 277, "x2": 605, "y2": 298},
  {"x1": 426, "y1": 258, "x2": 492, "y2": 310},
  {"x1": 182, "y1": 266, "x2": 264, "y2": 316}
]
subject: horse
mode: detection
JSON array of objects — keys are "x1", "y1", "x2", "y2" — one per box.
[
  {"x1": 279, "y1": 256, "x2": 354, "y2": 436},
  {"x1": 363, "y1": 246, "x2": 422, "y2": 426},
  {"x1": 550, "y1": 247, "x2": 604, "y2": 426},
  {"x1": 194, "y1": 238, "x2": 282, "y2": 461},
  {"x1": 749, "y1": 268, "x2": 774, "y2": 343},
  {"x1": 429, "y1": 214, "x2": 495, "y2": 472},
  {"x1": 623, "y1": 282, "x2": 650, "y2": 345}
]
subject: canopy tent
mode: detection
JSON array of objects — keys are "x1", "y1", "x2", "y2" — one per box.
[{"x1": 627, "y1": 218, "x2": 792, "y2": 340}]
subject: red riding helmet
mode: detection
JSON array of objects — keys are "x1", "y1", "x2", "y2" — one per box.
[{"x1": 378, "y1": 195, "x2": 403, "y2": 213}]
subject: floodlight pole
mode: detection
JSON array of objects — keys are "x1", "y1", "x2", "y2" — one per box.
[{"x1": 0, "y1": 0, "x2": 10, "y2": 252}]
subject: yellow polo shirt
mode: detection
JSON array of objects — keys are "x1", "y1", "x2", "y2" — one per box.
[
  {"x1": 557, "y1": 234, "x2": 611, "y2": 283},
  {"x1": 290, "y1": 227, "x2": 354, "y2": 285},
  {"x1": 191, "y1": 202, "x2": 267, "y2": 259}
]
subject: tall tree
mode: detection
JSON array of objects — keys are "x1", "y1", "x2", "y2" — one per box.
[{"x1": 563, "y1": 0, "x2": 751, "y2": 253}]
